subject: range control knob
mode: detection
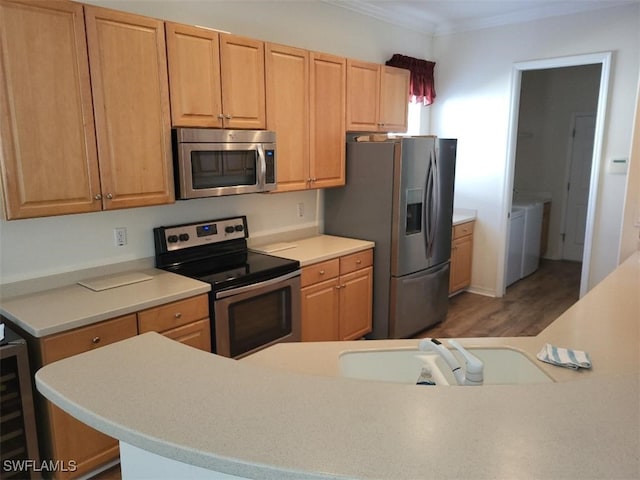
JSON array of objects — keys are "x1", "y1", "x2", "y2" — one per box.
[
  {"x1": 179, "y1": 233, "x2": 190, "y2": 242},
  {"x1": 225, "y1": 226, "x2": 235, "y2": 234},
  {"x1": 234, "y1": 224, "x2": 244, "y2": 232},
  {"x1": 167, "y1": 235, "x2": 179, "y2": 243}
]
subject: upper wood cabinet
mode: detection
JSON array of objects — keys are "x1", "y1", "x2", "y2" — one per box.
[
  {"x1": 220, "y1": 34, "x2": 266, "y2": 129},
  {"x1": 0, "y1": 1, "x2": 174, "y2": 219},
  {"x1": 166, "y1": 23, "x2": 266, "y2": 129},
  {"x1": 265, "y1": 43, "x2": 310, "y2": 192},
  {"x1": 346, "y1": 59, "x2": 409, "y2": 133},
  {"x1": 165, "y1": 22, "x2": 222, "y2": 127},
  {"x1": 310, "y1": 52, "x2": 346, "y2": 189},
  {"x1": 0, "y1": 0, "x2": 101, "y2": 219},
  {"x1": 85, "y1": 5, "x2": 173, "y2": 210}
]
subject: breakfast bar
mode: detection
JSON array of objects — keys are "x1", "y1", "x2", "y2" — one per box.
[{"x1": 34, "y1": 252, "x2": 640, "y2": 479}]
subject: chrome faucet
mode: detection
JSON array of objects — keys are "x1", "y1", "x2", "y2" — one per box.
[{"x1": 418, "y1": 338, "x2": 484, "y2": 386}]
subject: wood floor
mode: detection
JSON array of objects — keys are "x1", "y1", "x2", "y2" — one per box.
[{"x1": 416, "y1": 259, "x2": 582, "y2": 339}]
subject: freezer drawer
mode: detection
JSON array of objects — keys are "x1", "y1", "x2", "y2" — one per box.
[{"x1": 389, "y1": 262, "x2": 450, "y2": 338}]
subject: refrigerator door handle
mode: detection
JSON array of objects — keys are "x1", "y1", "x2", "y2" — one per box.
[
  {"x1": 430, "y1": 142, "x2": 440, "y2": 258},
  {"x1": 424, "y1": 144, "x2": 439, "y2": 258}
]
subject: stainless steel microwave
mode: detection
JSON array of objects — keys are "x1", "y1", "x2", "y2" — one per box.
[{"x1": 172, "y1": 128, "x2": 276, "y2": 199}]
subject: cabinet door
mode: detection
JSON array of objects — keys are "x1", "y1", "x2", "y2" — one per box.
[
  {"x1": 166, "y1": 22, "x2": 222, "y2": 127},
  {"x1": 219, "y1": 34, "x2": 266, "y2": 129},
  {"x1": 301, "y1": 277, "x2": 340, "y2": 341},
  {"x1": 309, "y1": 52, "x2": 345, "y2": 189},
  {"x1": 0, "y1": 0, "x2": 101, "y2": 219},
  {"x1": 162, "y1": 318, "x2": 211, "y2": 352},
  {"x1": 346, "y1": 59, "x2": 380, "y2": 132},
  {"x1": 85, "y1": 5, "x2": 173, "y2": 210},
  {"x1": 450, "y1": 234, "x2": 473, "y2": 293},
  {"x1": 41, "y1": 314, "x2": 137, "y2": 479},
  {"x1": 266, "y1": 43, "x2": 310, "y2": 192},
  {"x1": 379, "y1": 66, "x2": 409, "y2": 132},
  {"x1": 339, "y1": 267, "x2": 373, "y2": 340}
]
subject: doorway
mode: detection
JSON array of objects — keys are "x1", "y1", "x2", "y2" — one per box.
[{"x1": 503, "y1": 52, "x2": 612, "y2": 297}]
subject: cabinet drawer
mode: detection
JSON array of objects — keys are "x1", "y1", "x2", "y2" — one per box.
[
  {"x1": 41, "y1": 314, "x2": 138, "y2": 365},
  {"x1": 339, "y1": 249, "x2": 373, "y2": 275},
  {"x1": 138, "y1": 294, "x2": 209, "y2": 334},
  {"x1": 452, "y1": 221, "x2": 474, "y2": 239},
  {"x1": 301, "y1": 259, "x2": 339, "y2": 287}
]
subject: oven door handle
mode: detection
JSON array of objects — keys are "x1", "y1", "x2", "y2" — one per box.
[{"x1": 215, "y1": 270, "x2": 301, "y2": 299}]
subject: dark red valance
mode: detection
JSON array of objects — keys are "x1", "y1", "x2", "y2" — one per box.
[{"x1": 386, "y1": 54, "x2": 436, "y2": 106}]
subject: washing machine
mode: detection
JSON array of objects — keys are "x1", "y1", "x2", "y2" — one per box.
[
  {"x1": 513, "y1": 200, "x2": 543, "y2": 278},
  {"x1": 506, "y1": 207, "x2": 525, "y2": 287}
]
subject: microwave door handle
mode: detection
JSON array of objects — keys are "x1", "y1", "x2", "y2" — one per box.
[
  {"x1": 215, "y1": 270, "x2": 301, "y2": 299},
  {"x1": 257, "y1": 145, "x2": 266, "y2": 188}
]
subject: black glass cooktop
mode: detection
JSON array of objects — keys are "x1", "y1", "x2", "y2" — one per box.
[{"x1": 164, "y1": 250, "x2": 299, "y2": 293}]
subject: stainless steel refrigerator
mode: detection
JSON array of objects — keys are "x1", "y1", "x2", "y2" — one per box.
[{"x1": 324, "y1": 136, "x2": 457, "y2": 339}]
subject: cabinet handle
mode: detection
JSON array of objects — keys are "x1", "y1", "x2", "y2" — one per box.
[
  {"x1": 319, "y1": 270, "x2": 325, "y2": 275},
  {"x1": 91, "y1": 336, "x2": 101, "y2": 345},
  {"x1": 311, "y1": 177, "x2": 317, "y2": 182},
  {"x1": 225, "y1": 114, "x2": 232, "y2": 119},
  {"x1": 174, "y1": 312, "x2": 182, "y2": 319},
  {"x1": 335, "y1": 285, "x2": 342, "y2": 289},
  {"x1": 217, "y1": 114, "x2": 224, "y2": 119},
  {"x1": 105, "y1": 193, "x2": 113, "y2": 199},
  {"x1": 94, "y1": 194, "x2": 102, "y2": 201},
  {"x1": 356, "y1": 259, "x2": 362, "y2": 264}
]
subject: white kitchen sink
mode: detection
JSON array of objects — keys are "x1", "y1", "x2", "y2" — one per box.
[{"x1": 339, "y1": 346, "x2": 554, "y2": 385}]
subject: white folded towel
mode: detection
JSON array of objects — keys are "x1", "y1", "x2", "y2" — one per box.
[{"x1": 536, "y1": 343, "x2": 592, "y2": 370}]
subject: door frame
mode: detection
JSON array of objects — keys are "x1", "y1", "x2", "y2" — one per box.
[{"x1": 501, "y1": 52, "x2": 612, "y2": 297}]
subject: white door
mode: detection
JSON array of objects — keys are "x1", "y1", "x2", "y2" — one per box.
[{"x1": 562, "y1": 113, "x2": 595, "y2": 261}]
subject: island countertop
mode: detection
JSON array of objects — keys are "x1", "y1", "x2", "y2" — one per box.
[{"x1": 35, "y1": 252, "x2": 640, "y2": 479}]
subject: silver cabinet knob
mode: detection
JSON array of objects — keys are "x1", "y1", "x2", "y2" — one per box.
[
  {"x1": 105, "y1": 193, "x2": 113, "y2": 199},
  {"x1": 94, "y1": 194, "x2": 102, "y2": 201},
  {"x1": 319, "y1": 270, "x2": 325, "y2": 275},
  {"x1": 92, "y1": 336, "x2": 101, "y2": 344},
  {"x1": 174, "y1": 312, "x2": 182, "y2": 319}
]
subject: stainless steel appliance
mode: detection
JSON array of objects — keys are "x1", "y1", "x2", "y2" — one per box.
[
  {"x1": 173, "y1": 128, "x2": 276, "y2": 198},
  {"x1": 154, "y1": 216, "x2": 300, "y2": 358},
  {"x1": 325, "y1": 136, "x2": 457, "y2": 339}
]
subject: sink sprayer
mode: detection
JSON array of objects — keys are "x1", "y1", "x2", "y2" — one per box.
[{"x1": 418, "y1": 338, "x2": 484, "y2": 386}]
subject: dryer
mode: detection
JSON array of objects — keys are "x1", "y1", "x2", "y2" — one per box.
[
  {"x1": 506, "y1": 207, "x2": 525, "y2": 287},
  {"x1": 513, "y1": 200, "x2": 544, "y2": 278}
]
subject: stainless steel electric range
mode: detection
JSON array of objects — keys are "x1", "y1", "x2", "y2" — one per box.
[{"x1": 154, "y1": 216, "x2": 301, "y2": 358}]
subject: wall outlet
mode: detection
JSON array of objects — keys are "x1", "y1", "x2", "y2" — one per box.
[
  {"x1": 114, "y1": 227, "x2": 127, "y2": 247},
  {"x1": 297, "y1": 202, "x2": 304, "y2": 218}
]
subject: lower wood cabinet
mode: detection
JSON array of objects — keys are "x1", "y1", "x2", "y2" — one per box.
[
  {"x1": 137, "y1": 294, "x2": 211, "y2": 352},
  {"x1": 449, "y1": 221, "x2": 474, "y2": 294},
  {"x1": 6, "y1": 293, "x2": 210, "y2": 479},
  {"x1": 37, "y1": 314, "x2": 138, "y2": 480},
  {"x1": 301, "y1": 249, "x2": 373, "y2": 342}
]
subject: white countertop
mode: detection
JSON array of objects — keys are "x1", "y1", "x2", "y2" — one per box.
[
  {"x1": 0, "y1": 268, "x2": 210, "y2": 337},
  {"x1": 452, "y1": 208, "x2": 476, "y2": 226},
  {"x1": 35, "y1": 252, "x2": 640, "y2": 479},
  {"x1": 251, "y1": 234, "x2": 375, "y2": 266}
]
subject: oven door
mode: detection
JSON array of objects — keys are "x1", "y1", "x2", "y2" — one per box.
[{"x1": 214, "y1": 271, "x2": 301, "y2": 358}]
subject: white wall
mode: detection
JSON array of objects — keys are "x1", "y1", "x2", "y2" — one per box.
[
  {"x1": 620, "y1": 78, "x2": 640, "y2": 259},
  {"x1": 0, "y1": 0, "x2": 432, "y2": 285},
  {"x1": 432, "y1": 4, "x2": 640, "y2": 295}
]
